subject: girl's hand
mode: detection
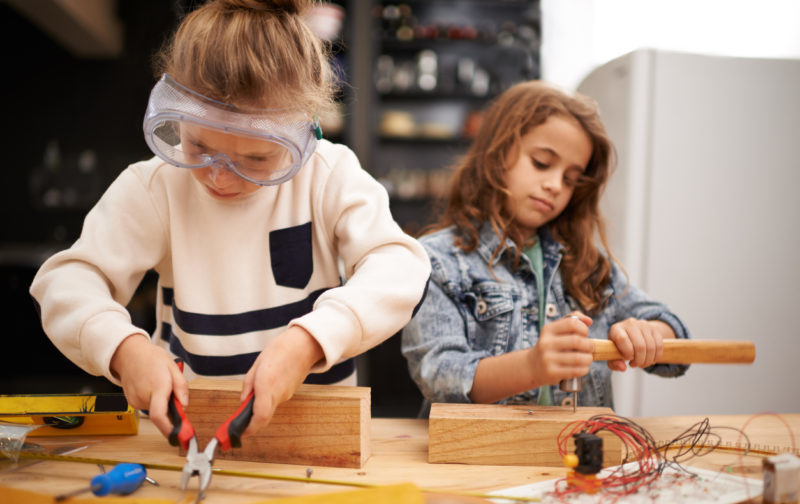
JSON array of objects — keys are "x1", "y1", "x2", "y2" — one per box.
[
  {"x1": 607, "y1": 318, "x2": 674, "y2": 371},
  {"x1": 240, "y1": 326, "x2": 324, "y2": 436},
  {"x1": 528, "y1": 312, "x2": 594, "y2": 386},
  {"x1": 110, "y1": 334, "x2": 188, "y2": 438}
]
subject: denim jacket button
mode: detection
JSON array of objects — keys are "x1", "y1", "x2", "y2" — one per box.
[
  {"x1": 476, "y1": 298, "x2": 488, "y2": 315},
  {"x1": 545, "y1": 303, "x2": 558, "y2": 318}
]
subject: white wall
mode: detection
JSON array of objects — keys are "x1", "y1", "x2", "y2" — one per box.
[
  {"x1": 579, "y1": 50, "x2": 800, "y2": 417},
  {"x1": 539, "y1": 3, "x2": 800, "y2": 417},
  {"x1": 540, "y1": 0, "x2": 800, "y2": 90}
]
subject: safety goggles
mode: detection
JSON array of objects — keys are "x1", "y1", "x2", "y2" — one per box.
[{"x1": 143, "y1": 74, "x2": 321, "y2": 186}]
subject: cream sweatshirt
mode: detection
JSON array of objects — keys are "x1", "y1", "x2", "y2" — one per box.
[{"x1": 30, "y1": 140, "x2": 431, "y2": 384}]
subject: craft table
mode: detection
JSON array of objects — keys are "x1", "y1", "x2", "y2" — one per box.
[{"x1": 1, "y1": 413, "x2": 798, "y2": 503}]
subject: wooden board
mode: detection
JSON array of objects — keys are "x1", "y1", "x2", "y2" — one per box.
[
  {"x1": 428, "y1": 403, "x2": 622, "y2": 468},
  {"x1": 184, "y1": 380, "x2": 370, "y2": 468}
]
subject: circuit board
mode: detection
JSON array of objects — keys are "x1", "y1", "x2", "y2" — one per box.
[{"x1": 489, "y1": 463, "x2": 763, "y2": 504}]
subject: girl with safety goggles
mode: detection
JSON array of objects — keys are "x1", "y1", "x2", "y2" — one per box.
[{"x1": 31, "y1": 0, "x2": 431, "y2": 443}]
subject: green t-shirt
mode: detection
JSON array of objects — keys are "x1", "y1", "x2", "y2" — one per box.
[{"x1": 524, "y1": 239, "x2": 552, "y2": 406}]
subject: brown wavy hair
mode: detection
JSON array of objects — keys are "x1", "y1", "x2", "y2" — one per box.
[
  {"x1": 430, "y1": 80, "x2": 618, "y2": 314},
  {"x1": 154, "y1": 0, "x2": 336, "y2": 115}
]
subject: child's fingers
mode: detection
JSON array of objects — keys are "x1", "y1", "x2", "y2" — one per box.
[
  {"x1": 241, "y1": 368, "x2": 256, "y2": 402},
  {"x1": 545, "y1": 316, "x2": 590, "y2": 340},
  {"x1": 552, "y1": 333, "x2": 594, "y2": 354},
  {"x1": 565, "y1": 311, "x2": 593, "y2": 327},
  {"x1": 558, "y1": 349, "x2": 593, "y2": 370},
  {"x1": 608, "y1": 322, "x2": 635, "y2": 361},
  {"x1": 638, "y1": 323, "x2": 663, "y2": 367},
  {"x1": 607, "y1": 359, "x2": 627, "y2": 372},
  {"x1": 147, "y1": 356, "x2": 188, "y2": 439},
  {"x1": 610, "y1": 319, "x2": 665, "y2": 368},
  {"x1": 148, "y1": 382, "x2": 173, "y2": 439},
  {"x1": 170, "y1": 362, "x2": 190, "y2": 406},
  {"x1": 640, "y1": 328, "x2": 658, "y2": 367},
  {"x1": 245, "y1": 393, "x2": 276, "y2": 436}
]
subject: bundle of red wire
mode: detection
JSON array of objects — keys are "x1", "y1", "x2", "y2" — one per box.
[
  {"x1": 551, "y1": 414, "x2": 764, "y2": 502},
  {"x1": 553, "y1": 415, "x2": 663, "y2": 500}
]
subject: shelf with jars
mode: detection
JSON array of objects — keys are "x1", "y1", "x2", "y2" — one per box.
[{"x1": 369, "y1": 1, "x2": 541, "y2": 233}]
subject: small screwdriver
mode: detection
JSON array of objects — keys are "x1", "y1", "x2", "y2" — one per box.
[
  {"x1": 54, "y1": 463, "x2": 147, "y2": 501},
  {"x1": 559, "y1": 315, "x2": 587, "y2": 413}
]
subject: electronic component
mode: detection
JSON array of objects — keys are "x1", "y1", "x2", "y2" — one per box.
[
  {"x1": 573, "y1": 432, "x2": 603, "y2": 474},
  {"x1": 564, "y1": 432, "x2": 603, "y2": 494},
  {"x1": 763, "y1": 453, "x2": 799, "y2": 504}
]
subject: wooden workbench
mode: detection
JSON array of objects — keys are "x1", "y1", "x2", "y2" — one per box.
[{"x1": 1, "y1": 413, "x2": 798, "y2": 503}]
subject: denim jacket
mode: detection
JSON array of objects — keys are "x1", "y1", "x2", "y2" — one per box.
[{"x1": 401, "y1": 223, "x2": 690, "y2": 410}]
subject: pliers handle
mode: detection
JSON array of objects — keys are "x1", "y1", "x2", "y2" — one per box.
[
  {"x1": 166, "y1": 359, "x2": 255, "y2": 452},
  {"x1": 167, "y1": 360, "x2": 195, "y2": 451},
  {"x1": 215, "y1": 391, "x2": 254, "y2": 451}
]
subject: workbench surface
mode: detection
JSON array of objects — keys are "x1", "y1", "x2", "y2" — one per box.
[{"x1": 2, "y1": 413, "x2": 798, "y2": 503}]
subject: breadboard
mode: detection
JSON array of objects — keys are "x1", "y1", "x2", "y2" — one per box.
[
  {"x1": 184, "y1": 380, "x2": 370, "y2": 468},
  {"x1": 428, "y1": 403, "x2": 622, "y2": 467},
  {"x1": 488, "y1": 462, "x2": 764, "y2": 503}
]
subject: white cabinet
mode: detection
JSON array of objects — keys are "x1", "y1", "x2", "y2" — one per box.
[{"x1": 578, "y1": 49, "x2": 800, "y2": 416}]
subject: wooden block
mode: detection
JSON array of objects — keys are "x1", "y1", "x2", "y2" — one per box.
[
  {"x1": 185, "y1": 379, "x2": 370, "y2": 468},
  {"x1": 428, "y1": 403, "x2": 622, "y2": 468}
]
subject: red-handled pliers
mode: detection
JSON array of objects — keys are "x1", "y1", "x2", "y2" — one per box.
[{"x1": 167, "y1": 360, "x2": 254, "y2": 502}]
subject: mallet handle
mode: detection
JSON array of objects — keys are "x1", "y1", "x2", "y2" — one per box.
[{"x1": 592, "y1": 339, "x2": 755, "y2": 364}]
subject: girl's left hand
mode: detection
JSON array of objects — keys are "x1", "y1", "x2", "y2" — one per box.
[
  {"x1": 240, "y1": 326, "x2": 324, "y2": 436},
  {"x1": 607, "y1": 318, "x2": 673, "y2": 371}
]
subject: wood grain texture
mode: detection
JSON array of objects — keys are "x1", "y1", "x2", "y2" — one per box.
[
  {"x1": 428, "y1": 403, "x2": 622, "y2": 467},
  {"x1": 185, "y1": 380, "x2": 370, "y2": 468},
  {"x1": 591, "y1": 339, "x2": 756, "y2": 363}
]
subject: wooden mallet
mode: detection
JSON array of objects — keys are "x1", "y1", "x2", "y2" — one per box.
[{"x1": 560, "y1": 339, "x2": 756, "y2": 411}]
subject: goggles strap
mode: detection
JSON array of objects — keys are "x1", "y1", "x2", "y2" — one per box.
[{"x1": 313, "y1": 114, "x2": 323, "y2": 140}]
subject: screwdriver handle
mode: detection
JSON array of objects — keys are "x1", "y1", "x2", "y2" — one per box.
[
  {"x1": 167, "y1": 359, "x2": 195, "y2": 450},
  {"x1": 591, "y1": 339, "x2": 756, "y2": 364},
  {"x1": 91, "y1": 463, "x2": 147, "y2": 496},
  {"x1": 215, "y1": 391, "x2": 255, "y2": 451},
  {"x1": 55, "y1": 463, "x2": 147, "y2": 501}
]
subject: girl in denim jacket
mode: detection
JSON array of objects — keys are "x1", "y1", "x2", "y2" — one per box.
[{"x1": 402, "y1": 81, "x2": 689, "y2": 411}]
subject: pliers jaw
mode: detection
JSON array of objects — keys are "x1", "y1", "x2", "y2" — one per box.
[{"x1": 180, "y1": 437, "x2": 218, "y2": 501}]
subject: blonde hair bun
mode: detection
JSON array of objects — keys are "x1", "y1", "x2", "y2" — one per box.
[{"x1": 217, "y1": 0, "x2": 311, "y2": 15}]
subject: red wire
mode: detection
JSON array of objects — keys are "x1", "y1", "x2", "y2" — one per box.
[
  {"x1": 553, "y1": 416, "x2": 663, "y2": 500},
  {"x1": 550, "y1": 413, "x2": 796, "y2": 502}
]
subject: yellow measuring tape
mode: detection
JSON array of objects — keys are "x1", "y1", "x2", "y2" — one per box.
[
  {"x1": 13, "y1": 451, "x2": 543, "y2": 503},
  {"x1": 655, "y1": 440, "x2": 800, "y2": 457}
]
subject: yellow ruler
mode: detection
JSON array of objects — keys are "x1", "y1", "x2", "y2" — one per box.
[{"x1": 656, "y1": 440, "x2": 800, "y2": 457}]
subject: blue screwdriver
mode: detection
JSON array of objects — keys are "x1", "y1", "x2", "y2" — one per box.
[{"x1": 54, "y1": 463, "x2": 148, "y2": 501}]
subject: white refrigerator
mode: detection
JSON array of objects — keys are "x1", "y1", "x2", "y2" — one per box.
[{"x1": 577, "y1": 49, "x2": 800, "y2": 417}]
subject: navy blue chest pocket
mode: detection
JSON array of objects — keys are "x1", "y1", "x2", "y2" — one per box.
[{"x1": 269, "y1": 222, "x2": 313, "y2": 288}]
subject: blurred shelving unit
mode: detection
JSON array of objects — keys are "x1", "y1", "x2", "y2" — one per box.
[
  {"x1": 340, "y1": 1, "x2": 542, "y2": 417},
  {"x1": 366, "y1": 0, "x2": 541, "y2": 235}
]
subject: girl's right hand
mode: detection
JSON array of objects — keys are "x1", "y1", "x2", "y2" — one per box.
[
  {"x1": 528, "y1": 312, "x2": 594, "y2": 386},
  {"x1": 110, "y1": 334, "x2": 189, "y2": 438}
]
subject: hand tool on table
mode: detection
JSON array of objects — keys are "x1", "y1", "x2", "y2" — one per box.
[
  {"x1": 53, "y1": 462, "x2": 149, "y2": 501},
  {"x1": 168, "y1": 360, "x2": 255, "y2": 503},
  {"x1": 560, "y1": 339, "x2": 756, "y2": 412},
  {"x1": 558, "y1": 315, "x2": 589, "y2": 413}
]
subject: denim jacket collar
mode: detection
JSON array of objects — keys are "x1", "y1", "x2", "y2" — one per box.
[{"x1": 475, "y1": 223, "x2": 565, "y2": 269}]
